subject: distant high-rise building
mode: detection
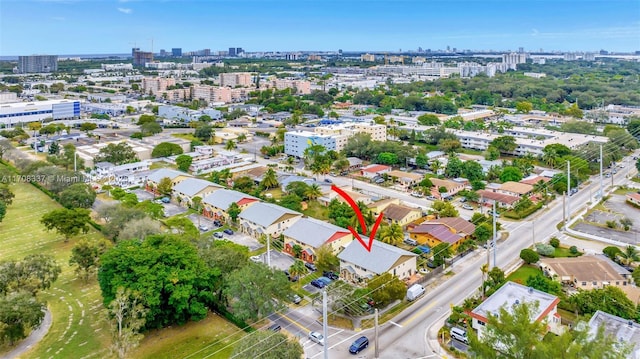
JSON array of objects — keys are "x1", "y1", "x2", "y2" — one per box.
[
  {"x1": 599, "y1": 49, "x2": 609, "y2": 55},
  {"x1": 172, "y1": 48, "x2": 182, "y2": 57},
  {"x1": 338, "y1": 49, "x2": 343, "y2": 56},
  {"x1": 502, "y1": 52, "x2": 527, "y2": 65},
  {"x1": 219, "y1": 72, "x2": 252, "y2": 87},
  {"x1": 236, "y1": 47, "x2": 244, "y2": 55},
  {"x1": 159, "y1": 49, "x2": 168, "y2": 57},
  {"x1": 228, "y1": 47, "x2": 236, "y2": 57},
  {"x1": 132, "y1": 48, "x2": 153, "y2": 66},
  {"x1": 17, "y1": 55, "x2": 58, "y2": 73},
  {"x1": 583, "y1": 52, "x2": 596, "y2": 61},
  {"x1": 518, "y1": 47, "x2": 524, "y2": 53},
  {"x1": 563, "y1": 53, "x2": 577, "y2": 61},
  {"x1": 418, "y1": 47, "x2": 423, "y2": 53}
]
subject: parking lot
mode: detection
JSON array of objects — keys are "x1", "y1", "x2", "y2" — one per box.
[
  {"x1": 573, "y1": 192, "x2": 640, "y2": 245},
  {"x1": 132, "y1": 189, "x2": 154, "y2": 201},
  {"x1": 255, "y1": 250, "x2": 295, "y2": 271}
]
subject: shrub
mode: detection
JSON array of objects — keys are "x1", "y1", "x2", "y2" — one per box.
[
  {"x1": 606, "y1": 220, "x2": 618, "y2": 229},
  {"x1": 603, "y1": 246, "x2": 622, "y2": 260},
  {"x1": 549, "y1": 237, "x2": 560, "y2": 248},
  {"x1": 569, "y1": 246, "x2": 579, "y2": 255},
  {"x1": 536, "y1": 243, "x2": 555, "y2": 257},
  {"x1": 520, "y1": 248, "x2": 540, "y2": 264}
]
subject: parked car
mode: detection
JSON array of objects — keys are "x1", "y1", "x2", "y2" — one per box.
[
  {"x1": 213, "y1": 220, "x2": 222, "y2": 227},
  {"x1": 291, "y1": 294, "x2": 302, "y2": 304},
  {"x1": 284, "y1": 270, "x2": 299, "y2": 282},
  {"x1": 324, "y1": 178, "x2": 333, "y2": 183},
  {"x1": 317, "y1": 276, "x2": 332, "y2": 286},
  {"x1": 308, "y1": 331, "x2": 325, "y2": 345},
  {"x1": 223, "y1": 228, "x2": 234, "y2": 235},
  {"x1": 310, "y1": 279, "x2": 325, "y2": 288},
  {"x1": 213, "y1": 232, "x2": 224, "y2": 239},
  {"x1": 459, "y1": 197, "x2": 467, "y2": 203},
  {"x1": 305, "y1": 262, "x2": 317, "y2": 271},
  {"x1": 426, "y1": 195, "x2": 437, "y2": 200},
  {"x1": 322, "y1": 271, "x2": 339, "y2": 280},
  {"x1": 375, "y1": 178, "x2": 385, "y2": 184},
  {"x1": 160, "y1": 197, "x2": 170, "y2": 203},
  {"x1": 417, "y1": 245, "x2": 431, "y2": 254},
  {"x1": 340, "y1": 171, "x2": 349, "y2": 176},
  {"x1": 349, "y1": 336, "x2": 369, "y2": 354},
  {"x1": 250, "y1": 255, "x2": 261, "y2": 263},
  {"x1": 404, "y1": 237, "x2": 418, "y2": 246},
  {"x1": 198, "y1": 224, "x2": 209, "y2": 231},
  {"x1": 268, "y1": 324, "x2": 281, "y2": 332},
  {"x1": 462, "y1": 204, "x2": 474, "y2": 210},
  {"x1": 411, "y1": 192, "x2": 423, "y2": 198},
  {"x1": 487, "y1": 210, "x2": 500, "y2": 217},
  {"x1": 451, "y1": 327, "x2": 469, "y2": 344}
]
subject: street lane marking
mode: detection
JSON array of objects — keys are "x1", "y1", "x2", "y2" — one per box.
[
  {"x1": 389, "y1": 321, "x2": 403, "y2": 328},
  {"x1": 279, "y1": 312, "x2": 311, "y2": 333},
  {"x1": 402, "y1": 300, "x2": 439, "y2": 326}
]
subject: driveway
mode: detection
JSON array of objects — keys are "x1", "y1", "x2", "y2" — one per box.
[
  {"x1": 257, "y1": 249, "x2": 295, "y2": 271},
  {"x1": 186, "y1": 213, "x2": 214, "y2": 231},
  {"x1": 573, "y1": 192, "x2": 640, "y2": 245},
  {"x1": 163, "y1": 203, "x2": 187, "y2": 217},
  {"x1": 226, "y1": 232, "x2": 264, "y2": 251},
  {"x1": 132, "y1": 188, "x2": 154, "y2": 201}
]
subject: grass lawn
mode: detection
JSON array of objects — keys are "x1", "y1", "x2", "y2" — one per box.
[
  {"x1": 553, "y1": 246, "x2": 582, "y2": 258},
  {"x1": 150, "y1": 161, "x2": 177, "y2": 170},
  {"x1": 302, "y1": 200, "x2": 329, "y2": 220},
  {"x1": 0, "y1": 182, "x2": 112, "y2": 359},
  {"x1": 131, "y1": 313, "x2": 245, "y2": 359},
  {"x1": 263, "y1": 188, "x2": 284, "y2": 199},
  {"x1": 506, "y1": 264, "x2": 542, "y2": 285},
  {"x1": 171, "y1": 133, "x2": 198, "y2": 142}
]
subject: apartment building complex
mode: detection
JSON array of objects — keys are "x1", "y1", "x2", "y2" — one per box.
[
  {"x1": 219, "y1": 72, "x2": 252, "y2": 87},
  {"x1": 262, "y1": 78, "x2": 311, "y2": 95},
  {"x1": 18, "y1": 55, "x2": 58, "y2": 73},
  {"x1": 142, "y1": 77, "x2": 176, "y2": 95},
  {"x1": 191, "y1": 85, "x2": 251, "y2": 104},
  {"x1": 285, "y1": 122, "x2": 386, "y2": 157},
  {"x1": 314, "y1": 122, "x2": 387, "y2": 141}
]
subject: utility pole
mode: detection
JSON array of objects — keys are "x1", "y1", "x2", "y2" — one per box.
[
  {"x1": 599, "y1": 144, "x2": 603, "y2": 198},
  {"x1": 323, "y1": 290, "x2": 328, "y2": 359},
  {"x1": 532, "y1": 220, "x2": 535, "y2": 246},
  {"x1": 562, "y1": 192, "x2": 566, "y2": 230},
  {"x1": 374, "y1": 308, "x2": 380, "y2": 358},
  {"x1": 492, "y1": 201, "x2": 497, "y2": 268},
  {"x1": 267, "y1": 235, "x2": 271, "y2": 267},
  {"x1": 74, "y1": 151, "x2": 77, "y2": 172},
  {"x1": 566, "y1": 160, "x2": 571, "y2": 223}
]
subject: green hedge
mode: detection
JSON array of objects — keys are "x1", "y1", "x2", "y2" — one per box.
[{"x1": 503, "y1": 202, "x2": 543, "y2": 220}]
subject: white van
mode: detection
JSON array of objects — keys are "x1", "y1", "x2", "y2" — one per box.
[{"x1": 450, "y1": 327, "x2": 469, "y2": 344}]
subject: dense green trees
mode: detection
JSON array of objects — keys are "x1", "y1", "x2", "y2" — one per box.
[
  {"x1": 98, "y1": 235, "x2": 219, "y2": 329},
  {"x1": 95, "y1": 143, "x2": 139, "y2": 165},
  {"x1": 69, "y1": 239, "x2": 110, "y2": 281},
  {"x1": 59, "y1": 183, "x2": 96, "y2": 209},
  {"x1": 0, "y1": 292, "x2": 46, "y2": 345},
  {"x1": 570, "y1": 286, "x2": 639, "y2": 322},
  {"x1": 519, "y1": 249, "x2": 539, "y2": 264},
  {"x1": 151, "y1": 142, "x2": 183, "y2": 158},
  {"x1": 175, "y1": 154, "x2": 193, "y2": 172},
  {"x1": 468, "y1": 301, "x2": 630, "y2": 359},
  {"x1": 41, "y1": 208, "x2": 91, "y2": 241},
  {"x1": 367, "y1": 273, "x2": 407, "y2": 307}
]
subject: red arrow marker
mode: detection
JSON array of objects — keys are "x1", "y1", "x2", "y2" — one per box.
[{"x1": 332, "y1": 185, "x2": 384, "y2": 252}]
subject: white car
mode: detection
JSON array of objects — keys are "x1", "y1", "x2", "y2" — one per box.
[
  {"x1": 250, "y1": 255, "x2": 261, "y2": 263},
  {"x1": 309, "y1": 331, "x2": 325, "y2": 346},
  {"x1": 462, "y1": 204, "x2": 474, "y2": 210},
  {"x1": 198, "y1": 224, "x2": 209, "y2": 231}
]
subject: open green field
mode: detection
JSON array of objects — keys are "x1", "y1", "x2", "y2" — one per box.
[
  {"x1": 0, "y1": 182, "x2": 112, "y2": 359},
  {"x1": 0, "y1": 182, "x2": 246, "y2": 359}
]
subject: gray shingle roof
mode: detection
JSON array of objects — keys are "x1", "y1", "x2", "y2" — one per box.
[
  {"x1": 338, "y1": 239, "x2": 417, "y2": 275},
  {"x1": 283, "y1": 218, "x2": 350, "y2": 248},
  {"x1": 202, "y1": 189, "x2": 258, "y2": 209},
  {"x1": 239, "y1": 202, "x2": 301, "y2": 227},
  {"x1": 173, "y1": 178, "x2": 222, "y2": 197},
  {"x1": 147, "y1": 168, "x2": 191, "y2": 183}
]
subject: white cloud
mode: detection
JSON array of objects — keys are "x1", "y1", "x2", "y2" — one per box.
[{"x1": 117, "y1": 7, "x2": 132, "y2": 14}]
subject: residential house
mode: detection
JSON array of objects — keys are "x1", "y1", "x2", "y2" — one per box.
[
  {"x1": 338, "y1": 239, "x2": 418, "y2": 283},
  {"x1": 282, "y1": 218, "x2": 353, "y2": 263},
  {"x1": 520, "y1": 175, "x2": 551, "y2": 186},
  {"x1": 539, "y1": 255, "x2": 631, "y2": 290},
  {"x1": 382, "y1": 203, "x2": 422, "y2": 228},
  {"x1": 238, "y1": 202, "x2": 302, "y2": 238},
  {"x1": 469, "y1": 282, "x2": 561, "y2": 339},
  {"x1": 202, "y1": 189, "x2": 259, "y2": 221},
  {"x1": 426, "y1": 151, "x2": 446, "y2": 161},
  {"x1": 319, "y1": 187, "x2": 372, "y2": 206},
  {"x1": 387, "y1": 170, "x2": 423, "y2": 190},
  {"x1": 368, "y1": 198, "x2": 401, "y2": 216},
  {"x1": 145, "y1": 168, "x2": 192, "y2": 195},
  {"x1": 360, "y1": 164, "x2": 391, "y2": 179},
  {"x1": 231, "y1": 164, "x2": 269, "y2": 182},
  {"x1": 627, "y1": 192, "x2": 640, "y2": 206},
  {"x1": 430, "y1": 178, "x2": 465, "y2": 200},
  {"x1": 347, "y1": 157, "x2": 363, "y2": 170},
  {"x1": 172, "y1": 178, "x2": 223, "y2": 207},
  {"x1": 408, "y1": 217, "x2": 476, "y2": 250},
  {"x1": 587, "y1": 311, "x2": 640, "y2": 359},
  {"x1": 477, "y1": 189, "x2": 520, "y2": 208},
  {"x1": 498, "y1": 181, "x2": 533, "y2": 198}
]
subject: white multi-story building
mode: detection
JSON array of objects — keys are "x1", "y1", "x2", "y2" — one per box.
[
  {"x1": 502, "y1": 52, "x2": 528, "y2": 65},
  {"x1": 314, "y1": 122, "x2": 387, "y2": 142},
  {"x1": 284, "y1": 131, "x2": 342, "y2": 158},
  {"x1": 101, "y1": 63, "x2": 134, "y2": 71},
  {"x1": 0, "y1": 99, "x2": 80, "y2": 126}
]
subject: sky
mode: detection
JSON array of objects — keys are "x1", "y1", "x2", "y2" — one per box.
[{"x1": 1, "y1": 0, "x2": 639, "y2": 56}]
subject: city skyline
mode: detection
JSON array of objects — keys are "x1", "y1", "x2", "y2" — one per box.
[{"x1": 0, "y1": 0, "x2": 639, "y2": 56}]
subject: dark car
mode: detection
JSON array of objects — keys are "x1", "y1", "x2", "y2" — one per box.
[
  {"x1": 349, "y1": 336, "x2": 369, "y2": 354},
  {"x1": 268, "y1": 323, "x2": 281, "y2": 332},
  {"x1": 324, "y1": 178, "x2": 333, "y2": 183},
  {"x1": 213, "y1": 220, "x2": 222, "y2": 227},
  {"x1": 318, "y1": 276, "x2": 332, "y2": 286},
  {"x1": 322, "y1": 271, "x2": 339, "y2": 280},
  {"x1": 284, "y1": 270, "x2": 299, "y2": 282},
  {"x1": 305, "y1": 262, "x2": 317, "y2": 271},
  {"x1": 310, "y1": 279, "x2": 325, "y2": 288},
  {"x1": 223, "y1": 228, "x2": 234, "y2": 235}
]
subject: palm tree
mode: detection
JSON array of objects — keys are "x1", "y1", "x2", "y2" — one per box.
[
  {"x1": 292, "y1": 244, "x2": 303, "y2": 258},
  {"x1": 620, "y1": 245, "x2": 640, "y2": 266},
  {"x1": 480, "y1": 263, "x2": 489, "y2": 298},
  {"x1": 289, "y1": 259, "x2": 308, "y2": 278},
  {"x1": 542, "y1": 148, "x2": 558, "y2": 169},
  {"x1": 377, "y1": 224, "x2": 404, "y2": 245},
  {"x1": 430, "y1": 159, "x2": 442, "y2": 174},
  {"x1": 333, "y1": 158, "x2": 350, "y2": 173},
  {"x1": 225, "y1": 140, "x2": 237, "y2": 151},
  {"x1": 532, "y1": 180, "x2": 548, "y2": 201},
  {"x1": 260, "y1": 168, "x2": 279, "y2": 189},
  {"x1": 304, "y1": 184, "x2": 322, "y2": 201}
]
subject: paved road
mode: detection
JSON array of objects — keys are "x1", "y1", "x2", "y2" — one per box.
[{"x1": 1, "y1": 309, "x2": 52, "y2": 359}]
